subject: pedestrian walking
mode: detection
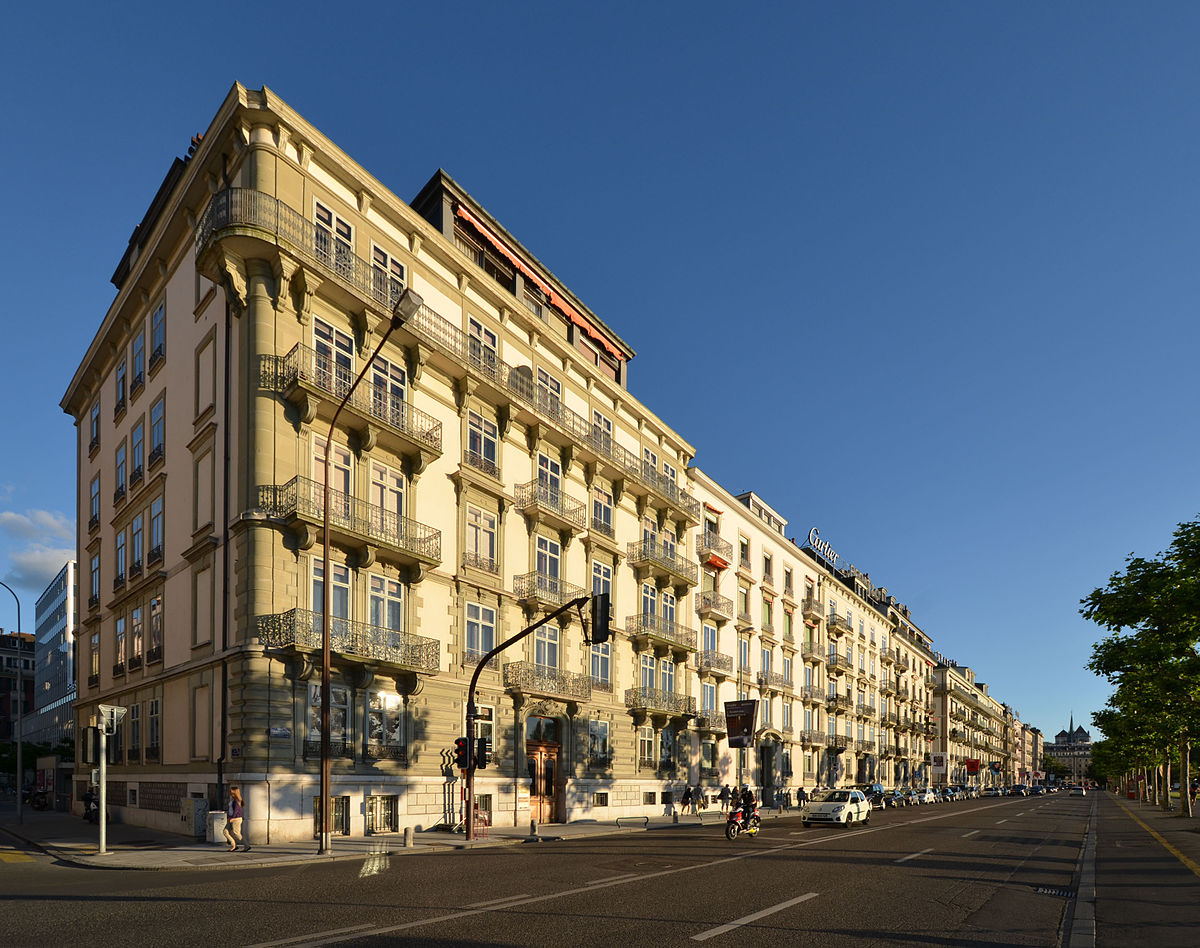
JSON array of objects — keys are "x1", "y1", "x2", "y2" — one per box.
[
  {"x1": 796, "y1": 785, "x2": 808, "y2": 806},
  {"x1": 681, "y1": 785, "x2": 693, "y2": 815},
  {"x1": 718, "y1": 784, "x2": 731, "y2": 814},
  {"x1": 223, "y1": 785, "x2": 250, "y2": 852}
]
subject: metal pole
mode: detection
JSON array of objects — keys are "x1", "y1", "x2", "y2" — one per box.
[
  {"x1": 99, "y1": 725, "x2": 107, "y2": 855},
  {"x1": 317, "y1": 289, "x2": 421, "y2": 855},
  {"x1": 0, "y1": 581, "x2": 20, "y2": 823}
]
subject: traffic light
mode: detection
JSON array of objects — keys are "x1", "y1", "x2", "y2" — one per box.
[
  {"x1": 476, "y1": 737, "x2": 492, "y2": 769},
  {"x1": 453, "y1": 737, "x2": 472, "y2": 771},
  {"x1": 590, "y1": 592, "x2": 611, "y2": 645}
]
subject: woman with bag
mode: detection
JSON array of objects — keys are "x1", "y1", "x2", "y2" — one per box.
[{"x1": 223, "y1": 786, "x2": 250, "y2": 852}]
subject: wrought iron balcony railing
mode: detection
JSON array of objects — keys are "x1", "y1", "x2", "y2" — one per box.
[
  {"x1": 626, "y1": 612, "x2": 698, "y2": 651},
  {"x1": 802, "y1": 729, "x2": 827, "y2": 746},
  {"x1": 801, "y1": 643, "x2": 826, "y2": 663},
  {"x1": 694, "y1": 711, "x2": 727, "y2": 731},
  {"x1": 695, "y1": 590, "x2": 734, "y2": 619},
  {"x1": 516, "y1": 480, "x2": 587, "y2": 530},
  {"x1": 827, "y1": 653, "x2": 853, "y2": 672},
  {"x1": 827, "y1": 613, "x2": 852, "y2": 635},
  {"x1": 757, "y1": 670, "x2": 790, "y2": 691},
  {"x1": 304, "y1": 740, "x2": 354, "y2": 760},
  {"x1": 461, "y1": 551, "x2": 499, "y2": 574},
  {"x1": 366, "y1": 743, "x2": 408, "y2": 762},
  {"x1": 277, "y1": 343, "x2": 442, "y2": 452},
  {"x1": 513, "y1": 571, "x2": 586, "y2": 607},
  {"x1": 801, "y1": 597, "x2": 823, "y2": 621},
  {"x1": 503, "y1": 661, "x2": 592, "y2": 700},
  {"x1": 463, "y1": 449, "x2": 500, "y2": 480},
  {"x1": 147, "y1": 645, "x2": 162, "y2": 664},
  {"x1": 196, "y1": 188, "x2": 702, "y2": 522},
  {"x1": 625, "y1": 687, "x2": 696, "y2": 716},
  {"x1": 827, "y1": 733, "x2": 851, "y2": 750},
  {"x1": 627, "y1": 539, "x2": 698, "y2": 586},
  {"x1": 800, "y1": 685, "x2": 824, "y2": 702},
  {"x1": 257, "y1": 607, "x2": 440, "y2": 672},
  {"x1": 825, "y1": 693, "x2": 853, "y2": 711},
  {"x1": 257, "y1": 476, "x2": 441, "y2": 564},
  {"x1": 696, "y1": 650, "x2": 733, "y2": 675},
  {"x1": 696, "y1": 530, "x2": 732, "y2": 563}
]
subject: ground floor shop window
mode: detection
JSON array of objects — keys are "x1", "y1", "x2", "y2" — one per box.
[
  {"x1": 306, "y1": 683, "x2": 352, "y2": 758},
  {"x1": 366, "y1": 691, "x2": 406, "y2": 761},
  {"x1": 365, "y1": 794, "x2": 398, "y2": 833},
  {"x1": 313, "y1": 795, "x2": 351, "y2": 837}
]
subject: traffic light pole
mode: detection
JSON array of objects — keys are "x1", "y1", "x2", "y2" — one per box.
[{"x1": 463, "y1": 593, "x2": 595, "y2": 842}]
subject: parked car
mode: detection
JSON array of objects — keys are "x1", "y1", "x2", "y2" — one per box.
[
  {"x1": 854, "y1": 784, "x2": 888, "y2": 810},
  {"x1": 800, "y1": 788, "x2": 872, "y2": 827},
  {"x1": 883, "y1": 790, "x2": 909, "y2": 808},
  {"x1": 1008, "y1": 784, "x2": 1029, "y2": 797},
  {"x1": 981, "y1": 787, "x2": 1002, "y2": 798},
  {"x1": 916, "y1": 788, "x2": 937, "y2": 805},
  {"x1": 1029, "y1": 786, "x2": 1046, "y2": 796}
]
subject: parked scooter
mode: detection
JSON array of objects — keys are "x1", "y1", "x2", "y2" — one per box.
[
  {"x1": 724, "y1": 800, "x2": 761, "y2": 840},
  {"x1": 82, "y1": 788, "x2": 100, "y2": 823}
]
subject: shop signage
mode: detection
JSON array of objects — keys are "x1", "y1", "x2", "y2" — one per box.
[
  {"x1": 807, "y1": 527, "x2": 839, "y2": 566},
  {"x1": 724, "y1": 700, "x2": 758, "y2": 748}
]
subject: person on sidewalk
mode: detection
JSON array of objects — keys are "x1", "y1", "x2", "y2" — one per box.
[
  {"x1": 718, "y1": 784, "x2": 731, "y2": 814},
  {"x1": 223, "y1": 786, "x2": 250, "y2": 852},
  {"x1": 681, "y1": 785, "x2": 693, "y2": 816}
]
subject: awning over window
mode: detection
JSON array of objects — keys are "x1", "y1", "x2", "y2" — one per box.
[{"x1": 455, "y1": 204, "x2": 625, "y2": 362}]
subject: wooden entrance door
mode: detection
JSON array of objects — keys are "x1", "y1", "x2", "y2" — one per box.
[{"x1": 526, "y1": 743, "x2": 560, "y2": 824}]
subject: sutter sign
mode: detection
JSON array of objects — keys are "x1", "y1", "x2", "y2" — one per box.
[{"x1": 807, "y1": 527, "x2": 839, "y2": 566}]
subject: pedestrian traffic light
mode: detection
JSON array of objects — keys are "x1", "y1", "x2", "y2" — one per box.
[
  {"x1": 453, "y1": 737, "x2": 472, "y2": 771},
  {"x1": 590, "y1": 592, "x2": 611, "y2": 645},
  {"x1": 476, "y1": 737, "x2": 492, "y2": 769}
]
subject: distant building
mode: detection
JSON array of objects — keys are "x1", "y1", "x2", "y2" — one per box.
[
  {"x1": 0, "y1": 630, "x2": 36, "y2": 748},
  {"x1": 1046, "y1": 716, "x2": 1091, "y2": 782},
  {"x1": 27, "y1": 561, "x2": 78, "y2": 747}
]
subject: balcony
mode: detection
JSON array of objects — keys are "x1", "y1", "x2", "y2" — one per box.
[
  {"x1": 113, "y1": 661, "x2": 125, "y2": 677},
  {"x1": 88, "y1": 594, "x2": 100, "y2": 611},
  {"x1": 461, "y1": 551, "x2": 499, "y2": 575},
  {"x1": 503, "y1": 661, "x2": 592, "y2": 701},
  {"x1": 113, "y1": 396, "x2": 126, "y2": 419},
  {"x1": 694, "y1": 710, "x2": 727, "y2": 733},
  {"x1": 87, "y1": 673, "x2": 99, "y2": 689},
  {"x1": 880, "y1": 649, "x2": 896, "y2": 666},
  {"x1": 258, "y1": 476, "x2": 441, "y2": 571},
  {"x1": 757, "y1": 670, "x2": 791, "y2": 692},
  {"x1": 148, "y1": 444, "x2": 164, "y2": 469},
  {"x1": 627, "y1": 539, "x2": 698, "y2": 589},
  {"x1": 696, "y1": 530, "x2": 732, "y2": 570},
  {"x1": 88, "y1": 513, "x2": 100, "y2": 533},
  {"x1": 827, "y1": 734, "x2": 851, "y2": 752},
  {"x1": 257, "y1": 607, "x2": 440, "y2": 674},
  {"x1": 695, "y1": 590, "x2": 733, "y2": 623},
  {"x1": 145, "y1": 745, "x2": 160, "y2": 762},
  {"x1": 801, "y1": 729, "x2": 827, "y2": 747},
  {"x1": 801, "y1": 597, "x2": 823, "y2": 623},
  {"x1": 826, "y1": 693, "x2": 853, "y2": 712},
  {"x1": 826, "y1": 613, "x2": 851, "y2": 637},
  {"x1": 148, "y1": 545, "x2": 163, "y2": 566},
  {"x1": 366, "y1": 743, "x2": 408, "y2": 762},
  {"x1": 463, "y1": 449, "x2": 501, "y2": 481},
  {"x1": 695, "y1": 650, "x2": 733, "y2": 677},
  {"x1": 880, "y1": 680, "x2": 897, "y2": 697},
  {"x1": 113, "y1": 483, "x2": 126, "y2": 505},
  {"x1": 801, "y1": 643, "x2": 827, "y2": 664},
  {"x1": 625, "y1": 687, "x2": 696, "y2": 717},
  {"x1": 514, "y1": 571, "x2": 586, "y2": 611},
  {"x1": 201, "y1": 190, "x2": 705, "y2": 525},
  {"x1": 277, "y1": 343, "x2": 443, "y2": 471},
  {"x1": 128, "y1": 653, "x2": 143, "y2": 672},
  {"x1": 827, "y1": 653, "x2": 852, "y2": 675},
  {"x1": 856, "y1": 740, "x2": 876, "y2": 754},
  {"x1": 112, "y1": 573, "x2": 126, "y2": 592},
  {"x1": 800, "y1": 684, "x2": 824, "y2": 704},
  {"x1": 516, "y1": 480, "x2": 586, "y2": 533},
  {"x1": 627, "y1": 612, "x2": 698, "y2": 652},
  {"x1": 304, "y1": 740, "x2": 355, "y2": 760},
  {"x1": 147, "y1": 645, "x2": 162, "y2": 665}
]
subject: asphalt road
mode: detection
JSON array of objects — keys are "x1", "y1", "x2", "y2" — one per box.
[{"x1": 2, "y1": 793, "x2": 1196, "y2": 947}]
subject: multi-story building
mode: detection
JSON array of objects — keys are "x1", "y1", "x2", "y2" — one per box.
[
  {"x1": 1047, "y1": 720, "x2": 1089, "y2": 783},
  {"x1": 62, "y1": 83, "x2": 1039, "y2": 841},
  {"x1": 27, "y1": 561, "x2": 78, "y2": 747},
  {"x1": 931, "y1": 661, "x2": 1012, "y2": 788},
  {"x1": 0, "y1": 631, "x2": 36, "y2": 756}
]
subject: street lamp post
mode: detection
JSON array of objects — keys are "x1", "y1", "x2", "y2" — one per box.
[
  {"x1": 0, "y1": 580, "x2": 22, "y2": 824},
  {"x1": 318, "y1": 287, "x2": 422, "y2": 854}
]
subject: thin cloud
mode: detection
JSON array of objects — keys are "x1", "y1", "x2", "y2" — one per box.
[
  {"x1": 0, "y1": 509, "x2": 74, "y2": 544},
  {"x1": 3, "y1": 545, "x2": 75, "y2": 593}
]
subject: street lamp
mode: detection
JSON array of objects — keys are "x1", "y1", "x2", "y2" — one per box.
[
  {"x1": 318, "y1": 287, "x2": 422, "y2": 854},
  {"x1": 0, "y1": 580, "x2": 22, "y2": 825}
]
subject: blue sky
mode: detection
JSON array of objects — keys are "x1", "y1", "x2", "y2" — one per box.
[{"x1": 3, "y1": 2, "x2": 1197, "y2": 742}]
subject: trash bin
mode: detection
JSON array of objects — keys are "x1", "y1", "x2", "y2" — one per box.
[{"x1": 207, "y1": 811, "x2": 228, "y2": 845}]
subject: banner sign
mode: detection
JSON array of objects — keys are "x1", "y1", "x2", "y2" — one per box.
[
  {"x1": 989, "y1": 761, "x2": 1002, "y2": 774},
  {"x1": 724, "y1": 700, "x2": 758, "y2": 748},
  {"x1": 931, "y1": 752, "x2": 947, "y2": 774},
  {"x1": 965, "y1": 758, "x2": 981, "y2": 774}
]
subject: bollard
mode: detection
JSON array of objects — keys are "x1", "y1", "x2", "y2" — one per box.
[
  {"x1": 404, "y1": 826, "x2": 414, "y2": 848},
  {"x1": 673, "y1": 810, "x2": 679, "y2": 823},
  {"x1": 530, "y1": 818, "x2": 538, "y2": 838}
]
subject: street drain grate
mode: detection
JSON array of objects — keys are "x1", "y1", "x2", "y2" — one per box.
[{"x1": 1034, "y1": 886, "x2": 1074, "y2": 898}]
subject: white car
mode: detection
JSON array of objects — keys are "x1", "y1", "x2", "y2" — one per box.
[
  {"x1": 1069, "y1": 785, "x2": 1087, "y2": 797},
  {"x1": 981, "y1": 787, "x2": 1002, "y2": 798},
  {"x1": 800, "y1": 788, "x2": 871, "y2": 827},
  {"x1": 916, "y1": 788, "x2": 937, "y2": 804}
]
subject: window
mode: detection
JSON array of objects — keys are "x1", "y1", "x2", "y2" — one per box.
[
  {"x1": 131, "y1": 421, "x2": 144, "y2": 483},
  {"x1": 89, "y1": 402, "x2": 101, "y2": 450},
  {"x1": 640, "y1": 654, "x2": 656, "y2": 689},
  {"x1": 315, "y1": 201, "x2": 353, "y2": 277},
  {"x1": 702, "y1": 622, "x2": 718, "y2": 653},
  {"x1": 784, "y1": 567, "x2": 793, "y2": 595},
  {"x1": 662, "y1": 460, "x2": 677, "y2": 485},
  {"x1": 89, "y1": 477, "x2": 100, "y2": 527},
  {"x1": 783, "y1": 656, "x2": 792, "y2": 683},
  {"x1": 314, "y1": 439, "x2": 352, "y2": 517},
  {"x1": 739, "y1": 637, "x2": 750, "y2": 670},
  {"x1": 762, "y1": 698, "x2": 772, "y2": 725},
  {"x1": 368, "y1": 575, "x2": 403, "y2": 631},
  {"x1": 592, "y1": 486, "x2": 613, "y2": 535},
  {"x1": 784, "y1": 610, "x2": 793, "y2": 639},
  {"x1": 114, "y1": 616, "x2": 126, "y2": 669},
  {"x1": 783, "y1": 701, "x2": 792, "y2": 730},
  {"x1": 660, "y1": 657, "x2": 675, "y2": 693},
  {"x1": 89, "y1": 555, "x2": 100, "y2": 603},
  {"x1": 762, "y1": 597, "x2": 773, "y2": 630},
  {"x1": 536, "y1": 368, "x2": 561, "y2": 417},
  {"x1": 307, "y1": 682, "x2": 350, "y2": 744},
  {"x1": 738, "y1": 586, "x2": 749, "y2": 617},
  {"x1": 131, "y1": 514, "x2": 143, "y2": 572},
  {"x1": 468, "y1": 318, "x2": 498, "y2": 375},
  {"x1": 371, "y1": 244, "x2": 406, "y2": 305},
  {"x1": 150, "y1": 303, "x2": 165, "y2": 366},
  {"x1": 115, "y1": 443, "x2": 127, "y2": 497},
  {"x1": 149, "y1": 398, "x2": 165, "y2": 463},
  {"x1": 641, "y1": 583, "x2": 657, "y2": 618},
  {"x1": 467, "y1": 410, "x2": 499, "y2": 475},
  {"x1": 115, "y1": 530, "x2": 126, "y2": 582},
  {"x1": 639, "y1": 726, "x2": 655, "y2": 765},
  {"x1": 465, "y1": 602, "x2": 495, "y2": 660},
  {"x1": 149, "y1": 595, "x2": 162, "y2": 658},
  {"x1": 761, "y1": 646, "x2": 772, "y2": 672},
  {"x1": 465, "y1": 505, "x2": 497, "y2": 571},
  {"x1": 367, "y1": 690, "x2": 406, "y2": 757},
  {"x1": 643, "y1": 447, "x2": 658, "y2": 476},
  {"x1": 149, "y1": 497, "x2": 163, "y2": 562},
  {"x1": 592, "y1": 410, "x2": 613, "y2": 451},
  {"x1": 129, "y1": 703, "x2": 141, "y2": 752},
  {"x1": 370, "y1": 461, "x2": 404, "y2": 521},
  {"x1": 537, "y1": 453, "x2": 561, "y2": 501},
  {"x1": 369, "y1": 355, "x2": 406, "y2": 428},
  {"x1": 662, "y1": 590, "x2": 676, "y2": 627},
  {"x1": 536, "y1": 535, "x2": 560, "y2": 581},
  {"x1": 588, "y1": 720, "x2": 610, "y2": 761},
  {"x1": 148, "y1": 698, "x2": 160, "y2": 753},
  {"x1": 590, "y1": 640, "x2": 610, "y2": 686},
  {"x1": 739, "y1": 537, "x2": 750, "y2": 568},
  {"x1": 312, "y1": 559, "x2": 351, "y2": 621},
  {"x1": 702, "y1": 681, "x2": 716, "y2": 711},
  {"x1": 659, "y1": 727, "x2": 675, "y2": 765},
  {"x1": 314, "y1": 317, "x2": 354, "y2": 396},
  {"x1": 130, "y1": 605, "x2": 143, "y2": 659},
  {"x1": 642, "y1": 515, "x2": 657, "y2": 547},
  {"x1": 534, "y1": 626, "x2": 559, "y2": 669},
  {"x1": 89, "y1": 631, "x2": 99, "y2": 679},
  {"x1": 131, "y1": 330, "x2": 145, "y2": 392},
  {"x1": 763, "y1": 553, "x2": 773, "y2": 582},
  {"x1": 115, "y1": 360, "x2": 127, "y2": 413}
]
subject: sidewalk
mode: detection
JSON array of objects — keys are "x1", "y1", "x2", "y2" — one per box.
[
  {"x1": 0, "y1": 805, "x2": 777, "y2": 871},
  {"x1": 1109, "y1": 791, "x2": 1200, "y2": 873}
]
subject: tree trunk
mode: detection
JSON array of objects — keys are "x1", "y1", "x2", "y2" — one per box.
[
  {"x1": 1182, "y1": 734, "x2": 1192, "y2": 819},
  {"x1": 1163, "y1": 753, "x2": 1172, "y2": 812}
]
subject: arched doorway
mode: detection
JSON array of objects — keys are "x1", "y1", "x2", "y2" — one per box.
[{"x1": 525, "y1": 715, "x2": 561, "y2": 824}]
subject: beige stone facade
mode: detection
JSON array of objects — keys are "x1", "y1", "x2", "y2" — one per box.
[{"x1": 62, "y1": 84, "x2": 1029, "y2": 842}]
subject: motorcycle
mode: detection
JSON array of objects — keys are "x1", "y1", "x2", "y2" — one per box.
[
  {"x1": 30, "y1": 789, "x2": 50, "y2": 811},
  {"x1": 724, "y1": 801, "x2": 761, "y2": 840},
  {"x1": 83, "y1": 797, "x2": 100, "y2": 824}
]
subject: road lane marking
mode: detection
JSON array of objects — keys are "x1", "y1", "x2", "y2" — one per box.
[
  {"x1": 249, "y1": 924, "x2": 375, "y2": 947},
  {"x1": 961, "y1": 830, "x2": 979, "y2": 838},
  {"x1": 996, "y1": 819, "x2": 1008, "y2": 824},
  {"x1": 466, "y1": 894, "x2": 530, "y2": 907},
  {"x1": 585, "y1": 872, "x2": 639, "y2": 885},
  {"x1": 691, "y1": 892, "x2": 819, "y2": 941},
  {"x1": 895, "y1": 848, "x2": 933, "y2": 864}
]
